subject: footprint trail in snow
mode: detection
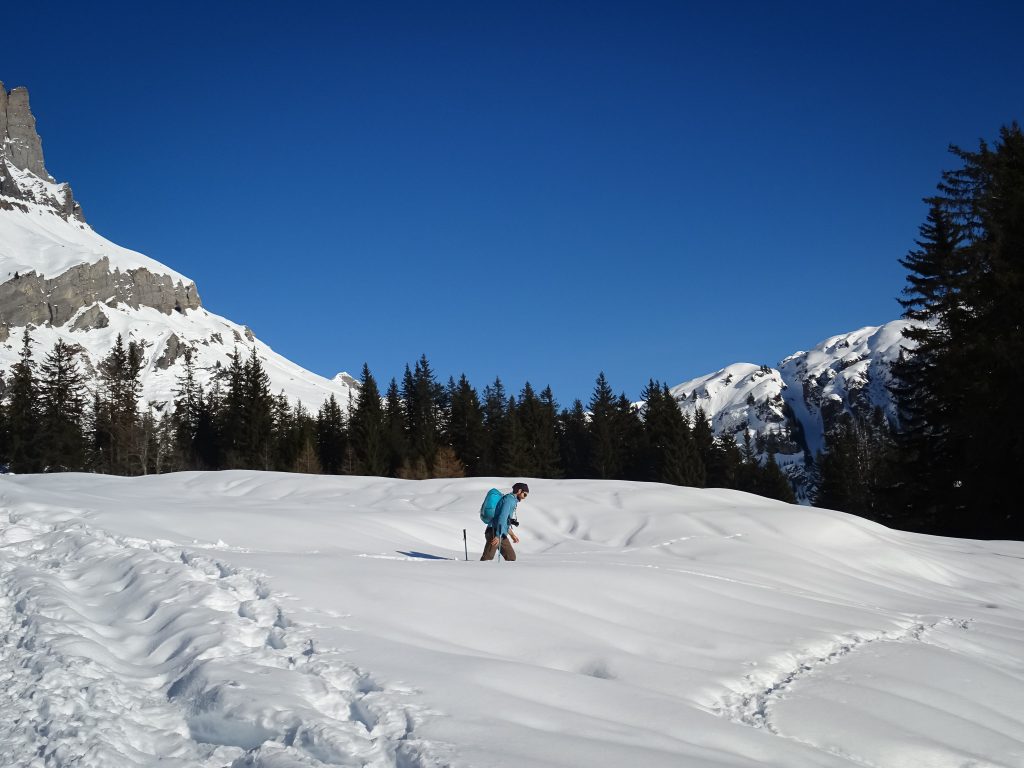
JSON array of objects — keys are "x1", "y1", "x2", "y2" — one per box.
[{"x1": 0, "y1": 512, "x2": 450, "y2": 767}]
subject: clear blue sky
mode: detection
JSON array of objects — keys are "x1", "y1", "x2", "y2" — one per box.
[{"x1": 4, "y1": 2, "x2": 1022, "y2": 404}]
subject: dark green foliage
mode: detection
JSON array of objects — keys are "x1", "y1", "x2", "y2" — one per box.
[
  {"x1": 587, "y1": 373, "x2": 621, "y2": 479},
  {"x1": 6, "y1": 330, "x2": 43, "y2": 473},
  {"x1": 640, "y1": 381, "x2": 704, "y2": 486},
  {"x1": 815, "y1": 410, "x2": 896, "y2": 521},
  {"x1": 447, "y1": 374, "x2": 487, "y2": 475},
  {"x1": 382, "y1": 378, "x2": 408, "y2": 477},
  {"x1": 891, "y1": 122, "x2": 1024, "y2": 538},
  {"x1": 38, "y1": 340, "x2": 88, "y2": 471},
  {"x1": 558, "y1": 399, "x2": 589, "y2": 478},
  {"x1": 219, "y1": 347, "x2": 275, "y2": 469},
  {"x1": 93, "y1": 334, "x2": 144, "y2": 474},
  {"x1": 401, "y1": 355, "x2": 445, "y2": 475},
  {"x1": 479, "y1": 378, "x2": 509, "y2": 476},
  {"x1": 755, "y1": 453, "x2": 797, "y2": 504},
  {"x1": 348, "y1": 364, "x2": 387, "y2": 475},
  {"x1": 315, "y1": 394, "x2": 347, "y2": 474}
]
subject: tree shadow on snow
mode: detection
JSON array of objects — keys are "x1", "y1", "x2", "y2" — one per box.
[{"x1": 396, "y1": 551, "x2": 452, "y2": 560}]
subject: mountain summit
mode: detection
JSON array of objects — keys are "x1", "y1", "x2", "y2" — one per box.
[{"x1": 0, "y1": 80, "x2": 354, "y2": 409}]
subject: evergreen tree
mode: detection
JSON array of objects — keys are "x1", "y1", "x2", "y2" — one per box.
[
  {"x1": 220, "y1": 347, "x2": 274, "y2": 469},
  {"x1": 348, "y1": 364, "x2": 386, "y2": 475},
  {"x1": 94, "y1": 334, "x2": 144, "y2": 474},
  {"x1": 558, "y1": 399, "x2": 589, "y2": 478},
  {"x1": 755, "y1": 452, "x2": 796, "y2": 503},
  {"x1": 382, "y1": 378, "x2": 408, "y2": 476},
  {"x1": 316, "y1": 394, "x2": 347, "y2": 474},
  {"x1": 816, "y1": 410, "x2": 897, "y2": 521},
  {"x1": 447, "y1": 374, "x2": 486, "y2": 476},
  {"x1": 535, "y1": 386, "x2": 563, "y2": 478},
  {"x1": 501, "y1": 394, "x2": 531, "y2": 475},
  {"x1": 587, "y1": 373, "x2": 620, "y2": 479},
  {"x1": 641, "y1": 381, "x2": 704, "y2": 486},
  {"x1": 6, "y1": 330, "x2": 42, "y2": 473},
  {"x1": 401, "y1": 356, "x2": 445, "y2": 474},
  {"x1": 893, "y1": 123, "x2": 1024, "y2": 537},
  {"x1": 480, "y1": 377, "x2": 509, "y2": 475},
  {"x1": 614, "y1": 392, "x2": 645, "y2": 481},
  {"x1": 172, "y1": 348, "x2": 203, "y2": 469},
  {"x1": 37, "y1": 339, "x2": 87, "y2": 471}
]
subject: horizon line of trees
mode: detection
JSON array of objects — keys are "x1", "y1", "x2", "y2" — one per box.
[{"x1": 0, "y1": 334, "x2": 797, "y2": 504}]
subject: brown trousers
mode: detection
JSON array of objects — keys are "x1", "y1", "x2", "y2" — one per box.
[{"x1": 480, "y1": 527, "x2": 516, "y2": 561}]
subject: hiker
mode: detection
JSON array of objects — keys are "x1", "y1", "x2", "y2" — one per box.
[{"x1": 481, "y1": 482, "x2": 529, "y2": 561}]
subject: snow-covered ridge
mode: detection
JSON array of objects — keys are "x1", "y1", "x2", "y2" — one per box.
[
  {"x1": 1, "y1": 472, "x2": 1021, "y2": 766},
  {"x1": 0, "y1": 181, "x2": 191, "y2": 285},
  {"x1": 668, "y1": 320, "x2": 914, "y2": 497}
]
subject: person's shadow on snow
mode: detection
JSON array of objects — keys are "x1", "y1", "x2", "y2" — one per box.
[{"x1": 396, "y1": 551, "x2": 452, "y2": 560}]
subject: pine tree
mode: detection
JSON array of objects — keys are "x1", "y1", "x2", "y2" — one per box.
[
  {"x1": 37, "y1": 339, "x2": 87, "y2": 471},
  {"x1": 447, "y1": 374, "x2": 486, "y2": 476},
  {"x1": 558, "y1": 399, "x2": 589, "y2": 479},
  {"x1": 220, "y1": 347, "x2": 274, "y2": 469},
  {"x1": 614, "y1": 392, "x2": 644, "y2": 480},
  {"x1": 172, "y1": 348, "x2": 202, "y2": 469},
  {"x1": 892, "y1": 123, "x2": 1024, "y2": 537},
  {"x1": 348, "y1": 364, "x2": 386, "y2": 475},
  {"x1": 6, "y1": 330, "x2": 43, "y2": 473},
  {"x1": 755, "y1": 452, "x2": 796, "y2": 503},
  {"x1": 480, "y1": 377, "x2": 509, "y2": 476},
  {"x1": 501, "y1": 394, "x2": 531, "y2": 475},
  {"x1": 587, "y1": 372, "x2": 620, "y2": 479},
  {"x1": 641, "y1": 381, "x2": 704, "y2": 486},
  {"x1": 94, "y1": 334, "x2": 144, "y2": 474},
  {"x1": 316, "y1": 394, "x2": 347, "y2": 474},
  {"x1": 402, "y1": 356, "x2": 445, "y2": 474},
  {"x1": 382, "y1": 378, "x2": 408, "y2": 476}
]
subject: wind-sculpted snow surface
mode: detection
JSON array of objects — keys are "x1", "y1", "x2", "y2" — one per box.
[{"x1": 2, "y1": 473, "x2": 1023, "y2": 767}]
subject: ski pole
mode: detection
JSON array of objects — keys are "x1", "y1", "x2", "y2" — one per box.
[{"x1": 463, "y1": 529, "x2": 468, "y2": 561}]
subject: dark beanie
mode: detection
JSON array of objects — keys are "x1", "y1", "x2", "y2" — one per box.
[{"x1": 512, "y1": 482, "x2": 530, "y2": 494}]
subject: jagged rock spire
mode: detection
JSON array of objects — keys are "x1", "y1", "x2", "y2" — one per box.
[
  {"x1": 0, "y1": 82, "x2": 51, "y2": 180},
  {"x1": 0, "y1": 80, "x2": 84, "y2": 221}
]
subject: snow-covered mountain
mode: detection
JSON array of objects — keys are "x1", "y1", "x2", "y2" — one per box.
[
  {"x1": 0, "y1": 81, "x2": 356, "y2": 410},
  {"x1": 670, "y1": 321, "x2": 912, "y2": 496}
]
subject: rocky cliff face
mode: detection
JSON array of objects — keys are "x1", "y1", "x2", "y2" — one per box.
[
  {"x1": 0, "y1": 82, "x2": 84, "y2": 222},
  {"x1": 0, "y1": 258, "x2": 201, "y2": 330}
]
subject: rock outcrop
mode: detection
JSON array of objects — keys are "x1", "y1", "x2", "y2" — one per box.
[
  {"x1": 0, "y1": 258, "x2": 202, "y2": 329},
  {"x1": 1, "y1": 81, "x2": 84, "y2": 222},
  {"x1": 1, "y1": 84, "x2": 49, "y2": 179}
]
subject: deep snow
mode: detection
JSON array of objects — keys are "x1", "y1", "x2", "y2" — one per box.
[{"x1": 1, "y1": 473, "x2": 1022, "y2": 767}]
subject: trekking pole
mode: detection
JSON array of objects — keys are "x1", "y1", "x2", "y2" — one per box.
[{"x1": 463, "y1": 529, "x2": 468, "y2": 561}]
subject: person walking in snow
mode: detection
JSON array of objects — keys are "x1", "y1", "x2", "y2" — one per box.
[{"x1": 480, "y1": 482, "x2": 529, "y2": 561}]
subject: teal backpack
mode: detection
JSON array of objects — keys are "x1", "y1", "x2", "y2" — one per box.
[{"x1": 479, "y1": 488, "x2": 503, "y2": 525}]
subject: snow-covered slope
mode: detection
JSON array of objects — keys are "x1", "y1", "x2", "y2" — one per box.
[
  {"x1": 670, "y1": 321, "x2": 913, "y2": 496},
  {"x1": 1, "y1": 472, "x2": 1021, "y2": 767},
  {"x1": 0, "y1": 81, "x2": 355, "y2": 410}
]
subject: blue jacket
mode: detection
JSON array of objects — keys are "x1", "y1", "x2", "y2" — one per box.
[{"x1": 491, "y1": 493, "x2": 519, "y2": 538}]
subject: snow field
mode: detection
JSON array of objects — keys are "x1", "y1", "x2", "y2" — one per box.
[
  {"x1": 0, "y1": 499, "x2": 447, "y2": 767},
  {"x1": 2, "y1": 472, "x2": 1023, "y2": 767}
]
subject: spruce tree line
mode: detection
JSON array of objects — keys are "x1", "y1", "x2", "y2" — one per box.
[{"x1": 0, "y1": 338, "x2": 796, "y2": 503}]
